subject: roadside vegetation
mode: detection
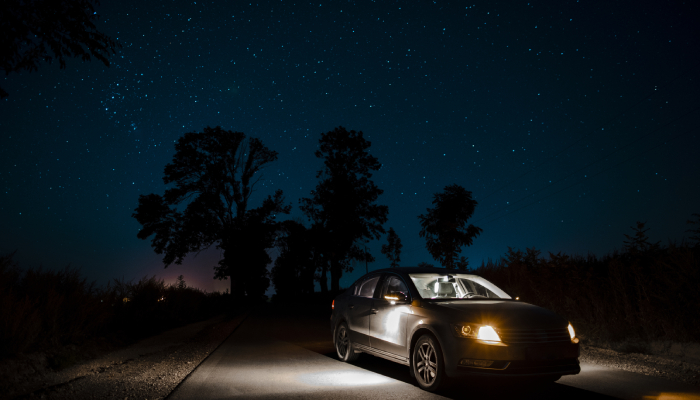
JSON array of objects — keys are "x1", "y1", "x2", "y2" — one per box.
[
  {"x1": 0, "y1": 252, "x2": 230, "y2": 361},
  {"x1": 472, "y1": 223, "x2": 700, "y2": 349}
]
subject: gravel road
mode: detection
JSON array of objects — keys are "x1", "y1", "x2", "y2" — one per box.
[
  {"x1": 2, "y1": 309, "x2": 698, "y2": 399},
  {"x1": 2, "y1": 313, "x2": 247, "y2": 400},
  {"x1": 579, "y1": 344, "x2": 700, "y2": 387}
]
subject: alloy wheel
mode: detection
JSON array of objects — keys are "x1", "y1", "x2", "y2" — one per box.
[
  {"x1": 416, "y1": 341, "x2": 438, "y2": 385},
  {"x1": 336, "y1": 326, "x2": 349, "y2": 358}
]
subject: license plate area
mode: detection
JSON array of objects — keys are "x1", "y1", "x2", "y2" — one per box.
[{"x1": 526, "y1": 346, "x2": 569, "y2": 360}]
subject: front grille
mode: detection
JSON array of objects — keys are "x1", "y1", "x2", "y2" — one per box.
[{"x1": 496, "y1": 328, "x2": 571, "y2": 344}]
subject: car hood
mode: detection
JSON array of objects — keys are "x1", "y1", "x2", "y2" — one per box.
[{"x1": 425, "y1": 300, "x2": 567, "y2": 330}]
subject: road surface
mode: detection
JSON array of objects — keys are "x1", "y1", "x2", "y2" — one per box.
[{"x1": 169, "y1": 305, "x2": 700, "y2": 400}]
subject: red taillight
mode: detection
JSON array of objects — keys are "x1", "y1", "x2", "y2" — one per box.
[{"x1": 332, "y1": 300, "x2": 335, "y2": 310}]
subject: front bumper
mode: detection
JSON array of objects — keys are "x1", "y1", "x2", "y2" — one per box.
[{"x1": 443, "y1": 338, "x2": 580, "y2": 378}]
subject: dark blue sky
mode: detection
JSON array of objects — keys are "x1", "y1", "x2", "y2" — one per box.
[{"x1": 1, "y1": 0, "x2": 698, "y2": 293}]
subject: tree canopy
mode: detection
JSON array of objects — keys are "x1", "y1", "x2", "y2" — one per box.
[
  {"x1": 418, "y1": 184, "x2": 482, "y2": 269},
  {"x1": 0, "y1": 0, "x2": 120, "y2": 98},
  {"x1": 133, "y1": 126, "x2": 289, "y2": 300},
  {"x1": 300, "y1": 126, "x2": 388, "y2": 292},
  {"x1": 686, "y1": 213, "x2": 700, "y2": 248},
  {"x1": 381, "y1": 227, "x2": 402, "y2": 268}
]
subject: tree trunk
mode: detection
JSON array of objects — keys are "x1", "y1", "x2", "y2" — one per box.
[
  {"x1": 318, "y1": 261, "x2": 328, "y2": 293},
  {"x1": 330, "y1": 258, "x2": 342, "y2": 292}
]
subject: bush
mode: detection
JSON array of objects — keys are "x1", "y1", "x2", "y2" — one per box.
[
  {"x1": 472, "y1": 243, "x2": 700, "y2": 345},
  {"x1": 0, "y1": 253, "x2": 231, "y2": 359}
]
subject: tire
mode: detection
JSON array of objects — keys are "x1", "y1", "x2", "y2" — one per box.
[
  {"x1": 412, "y1": 334, "x2": 445, "y2": 392},
  {"x1": 335, "y1": 322, "x2": 359, "y2": 362}
]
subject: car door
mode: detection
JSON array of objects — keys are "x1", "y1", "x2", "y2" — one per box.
[
  {"x1": 369, "y1": 274, "x2": 412, "y2": 358},
  {"x1": 346, "y1": 274, "x2": 382, "y2": 347}
]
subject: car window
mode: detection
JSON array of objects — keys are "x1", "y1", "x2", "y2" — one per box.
[
  {"x1": 459, "y1": 278, "x2": 498, "y2": 298},
  {"x1": 355, "y1": 275, "x2": 381, "y2": 298},
  {"x1": 384, "y1": 275, "x2": 410, "y2": 300},
  {"x1": 409, "y1": 273, "x2": 511, "y2": 299}
]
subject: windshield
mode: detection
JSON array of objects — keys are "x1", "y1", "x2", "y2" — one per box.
[{"x1": 408, "y1": 273, "x2": 511, "y2": 300}]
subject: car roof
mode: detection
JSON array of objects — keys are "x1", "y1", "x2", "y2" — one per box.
[{"x1": 360, "y1": 267, "x2": 476, "y2": 277}]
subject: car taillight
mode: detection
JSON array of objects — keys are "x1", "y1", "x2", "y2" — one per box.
[{"x1": 332, "y1": 300, "x2": 335, "y2": 310}]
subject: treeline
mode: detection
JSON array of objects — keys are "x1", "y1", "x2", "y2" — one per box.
[
  {"x1": 473, "y1": 224, "x2": 700, "y2": 345},
  {"x1": 134, "y1": 126, "x2": 484, "y2": 302},
  {"x1": 0, "y1": 253, "x2": 229, "y2": 359}
]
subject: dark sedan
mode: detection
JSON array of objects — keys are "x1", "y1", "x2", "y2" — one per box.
[{"x1": 330, "y1": 267, "x2": 580, "y2": 391}]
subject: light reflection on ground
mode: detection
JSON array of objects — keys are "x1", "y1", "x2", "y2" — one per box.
[
  {"x1": 642, "y1": 394, "x2": 700, "y2": 400},
  {"x1": 297, "y1": 369, "x2": 397, "y2": 387}
]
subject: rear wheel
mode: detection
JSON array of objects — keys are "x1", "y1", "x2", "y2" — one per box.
[
  {"x1": 335, "y1": 322, "x2": 359, "y2": 362},
  {"x1": 412, "y1": 334, "x2": 445, "y2": 391}
]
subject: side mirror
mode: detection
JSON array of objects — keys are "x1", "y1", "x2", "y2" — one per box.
[{"x1": 384, "y1": 291, "x2": 408, "y2": 303}]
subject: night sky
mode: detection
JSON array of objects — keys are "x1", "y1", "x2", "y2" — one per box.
[{"x1": 1, "y1": 0, "x2": 698, "y2": 293}]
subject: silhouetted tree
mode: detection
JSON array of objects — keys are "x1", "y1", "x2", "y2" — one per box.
[
  {"x1": 417, "y1": 261, "x2": 435, "y2": 268},
  {"x1": 0, "y1": 0, "x2": 120, "y2": 98},
  {"x1": 270, "y1": 220, "x2": 316, "y2": 299},
  {"x1": 381, "y1": 227, "x2": 402, "y2": 268},
  {"x1": 623, "y1": 221, "x2": 660, "y2": 253},
  {"x1": 300, "y1": 127, "x2": 388, "y2": 292},
  {"x1": 176, "y1": 275, "x2": 186, "y2": 289},
  {"x1": 133, "y1": 126, "x2": 290, "y2": 300},
  {"x1": 686, "y1": 213, "x2": 700, "y2": 248},
  {"x1": 419, "y1": 184, "x2": 483, "y2": 268},
  {"x1": 455, "y1": 256, "x2": 469, "y2": 270}
]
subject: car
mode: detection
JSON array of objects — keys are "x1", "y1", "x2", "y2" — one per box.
[{"x1": 330, "y1": 267, "x2": 580, "y2": 391}]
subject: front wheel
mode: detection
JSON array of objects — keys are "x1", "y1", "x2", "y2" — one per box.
[
  {"x1": 412, "y1": 334, "x2": 445, "y2": 391},
  {"x1": 335, "y1": 322, "x2": 359, "y2": 362}
]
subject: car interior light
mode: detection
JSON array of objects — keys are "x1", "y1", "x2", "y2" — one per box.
[
  {"x1": 477, "y1": 326, "x2": 501, "y2": 342},
  {"x1": 332, "y1": 300, "x2": 334, "y2": 310},
  {"x1": 384, "y1": 295, "x2": 399, "y2": 301}
]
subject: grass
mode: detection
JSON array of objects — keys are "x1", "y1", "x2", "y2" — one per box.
[
  {"x1": 472, "y1": 242, "x2": 700, "y2": 347},
  {"x1": 0, "y1": 252, "x2": 232, "y2": 362}
]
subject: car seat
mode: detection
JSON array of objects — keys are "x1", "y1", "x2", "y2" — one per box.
[{"x1": 437, "y1": 282, "x2": 456, "y2": 297}]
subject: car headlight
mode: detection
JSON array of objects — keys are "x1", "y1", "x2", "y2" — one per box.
[
  {"x1": 568, "y1": 323, "x2": 578, "y2": 343},
  {"x1": 451, "y1": 323, "x2": 501, "y2": 342}
]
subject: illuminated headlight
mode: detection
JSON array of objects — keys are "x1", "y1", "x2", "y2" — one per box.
[
  {"x1": 568, "y1": 323, "x2": 579, "y2": 343},
  {"x1": 451, "y1": 323, "x2": 501, "y2": 342}
]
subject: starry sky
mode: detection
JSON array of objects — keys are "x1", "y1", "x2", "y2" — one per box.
[{"x1": 1, "y1": 0, "x2": 699, "y2": 293}]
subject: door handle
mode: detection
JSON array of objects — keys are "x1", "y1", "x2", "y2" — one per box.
[{"x1": 370, "y1": 308, "x2": 378, "y2": 314}]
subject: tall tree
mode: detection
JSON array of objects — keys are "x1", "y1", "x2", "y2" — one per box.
[
  {"x1": 133, "y1": 126, "x2": 289, "y2": 300},
  {"x1": 381, "y1": 227, "x2": 403, "y2": 268},
  {"x1": 623, "y1": 221, "x2": 660, "y2": 253},
  {"x1": 300, "y1": 126, "x2": 388, "y2": 292},
  {"x1": 270, "y1": 220, "x2": 316, "y2": 299},
  {"x1": 1, "y1": 0, "x2": 120, "y2": 98},
  {"x1": 455, "y1": 256, "x2": 469, "y2": 270},
  {"x1": 686, "y1": 213, "x2": 700, "y2": 248},
  {"x1": 418, "y1": 184, "x2": 483, "y2": 269}
]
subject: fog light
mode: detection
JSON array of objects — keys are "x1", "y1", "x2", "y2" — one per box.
[{"x1": 459, "y1": 358, "x2": 494, "y2": 368}]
